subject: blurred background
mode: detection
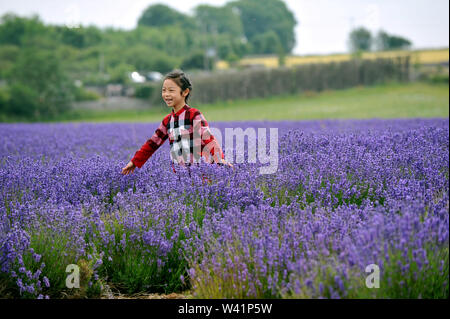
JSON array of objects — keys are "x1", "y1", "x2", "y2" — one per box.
[{"x1": 0, "y1": 0, "x2": 448, "y2": 123}]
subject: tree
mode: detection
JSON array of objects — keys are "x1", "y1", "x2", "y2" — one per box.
[
  {"x1": 216, "y1": 34, "x2": 250, "y2": 60},
  {"x1": 348, "y1": 27, "x2": 372, "y2": 53},
  {"x1": 148, "y1": 54, "x2": 179, "y2": 74},
  {"x1": 250, "y1": 30, "x2": 282, "y2": 54},
  {"x1": 217, "y1": 39, "x2": 232, "y2": 60},
  {"x1": 107, "y1": 63, "x2": 135, "y2": 84},
  {"x1": 137, "y1": 4, "x2": 196, "y2": 30},
  {"x1": 0, "y1": 44, "x2": 20, "y2": 79},
  {"x1": 123, "y1": 45, "x2": 179, "y2": 73},
  {"x1": 0, "y1": 86, "x2": 9, "y2": 114},
  {"x1": 53, "y1": 25, "x2": 103, "y2": 49},
  {"x1": 0, "y1": 13, "x2": 47, "y2": 46},
  {"x1": 8, "y1": 48, "x2": 74, "y2": 118},
  {"x1": 193, "y1": 4, "x2": 244, "y2": 37},
  {"x1": 6, "y1": 83, "x2": 41, "y2": 118},
  {"x1": 225, "y1": 52, "x2": 240, "y2": 67},
  {"x1": 181, "y1": 50, "x2": 214, "y2": 71},
  {"x1": 278, "y1": 45, "x2": 286, "y2": 66},
  {"x1": 225, "y1": 0, "x2": 297, "y2": 54},
  {"x1": 374, "y1": 30, "x2": 412, "y2": 51}
]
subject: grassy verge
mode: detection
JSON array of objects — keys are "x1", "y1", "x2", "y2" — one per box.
[{"x1": 2, "y1": 81, "x2": 447, "y2": 123}]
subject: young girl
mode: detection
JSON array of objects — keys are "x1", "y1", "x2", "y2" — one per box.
[{"x1": 121, "y1": 70, "x2": 232, "y2": 176}]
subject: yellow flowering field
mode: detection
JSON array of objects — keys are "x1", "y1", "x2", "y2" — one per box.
[{"x1": 216, "y1": 48, "x2": 449, "y2": 69}]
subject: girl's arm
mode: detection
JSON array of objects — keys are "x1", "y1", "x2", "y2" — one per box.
[{"x1": 130, "y1": 115, "x2": 170, "y2": 168}]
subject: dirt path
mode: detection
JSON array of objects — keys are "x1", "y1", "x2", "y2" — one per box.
[
  {"x1": 100, "y1": 283, "x2": 192, "y2": 299},
  {"x1": 103, "y1": 292, "x2": 191, "y2": 299}
]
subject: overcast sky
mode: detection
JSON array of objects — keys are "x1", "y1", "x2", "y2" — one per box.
[{"x1": 0, "y1": 0, "x2": 448, "y2": 55}]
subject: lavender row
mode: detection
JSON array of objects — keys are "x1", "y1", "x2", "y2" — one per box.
[{"x1": 0, "y1": 118, "x2": 448, "y2": 298}]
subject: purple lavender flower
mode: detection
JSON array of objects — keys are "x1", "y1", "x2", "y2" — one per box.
[
  {"x1": 0, "y1": 118, "x2": 447, "y2": 299},
  {"x1": 43, "y1": 276, "x2": 50, "y2": 288}
]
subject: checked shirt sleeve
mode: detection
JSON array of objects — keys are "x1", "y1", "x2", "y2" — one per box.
[
  {"x1": 192, "y1": 110, "x2": 225, "y2": 164},
  {"x1": 131, "y1": 116, "x2": 169, "y2": 168}
]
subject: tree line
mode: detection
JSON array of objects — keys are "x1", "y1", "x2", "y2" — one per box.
[
  {"x1": 0, "y1": 0, "x2": 297, "y2": 120},
  {"x1": 0, "y1": 0, "x2": 416, "y2": 121},
  {"x1": 349, "y1": 27, "x2": 412, "y2": 53},
  {"x1": 0, "y1": 0, "x2": 296, "y2": 84}
]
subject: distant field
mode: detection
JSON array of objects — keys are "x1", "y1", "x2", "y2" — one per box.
[
  {"x1": 51, "y1": 81, "x2": 449, "y2": 123},
  {"x1": 216, "y1": 48, "x2": 449, "y2": 69}
]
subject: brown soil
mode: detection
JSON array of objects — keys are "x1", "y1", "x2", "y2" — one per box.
[{"x1": 107, "y1": 292, "x2": 191, "y2": 299}]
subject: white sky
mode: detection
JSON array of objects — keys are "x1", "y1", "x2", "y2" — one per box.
[{"x1": 0, "y1": 0, "x2": 448, "y2": 55}]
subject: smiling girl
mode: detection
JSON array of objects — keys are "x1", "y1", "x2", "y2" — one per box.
[{"x1": 122, "y1": 70, "x2": 232, "y2": 176}]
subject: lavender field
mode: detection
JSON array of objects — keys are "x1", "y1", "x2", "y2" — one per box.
[{"x1": 0, "y1": 118, "x2": 448, "y2": 299}]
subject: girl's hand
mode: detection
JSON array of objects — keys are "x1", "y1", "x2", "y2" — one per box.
[
  {"x1": 220, "y1": 159, "x2": 234, "y2": 168},
  {"x1": 122, "y1": 161, "x2": 136, "y2": 175}
]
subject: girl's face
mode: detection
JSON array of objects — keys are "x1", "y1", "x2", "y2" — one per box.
[{"x1": 162, "y1": 79, "x2": 189, "y2": 109}]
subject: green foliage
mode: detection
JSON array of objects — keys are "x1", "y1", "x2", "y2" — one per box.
[
  {"x1": 5, "y1": 48, "x2": 75, "y2": 119},
  {"x1": 93, "y1": 213, "x2": 189, "y2": 294},
  {"x1": 0, "y1": 86, "x2": 10, "y2": 113},
  {"x1": 351, "y1": 49, "x2": 364, "y2": 60},
  {"x1": 250, "y1": 30, "x2": 282, "y2": 54},
  {"x1": 285, "y1": 244, "x2": 448, "y2": 299},
  {"x1": 217, "y1": 41, "x2": 233, "y2": 60},
  {"x1": 123, "y1": 45, "x2": 179, "y2": 73},
  {"x1": 73, "y1": 87, "x2": 101, "y2": 102},
  {"x1": 0, "y1": 44, "x2": 20, "y2": 78},
  {"x1": 11, "y1": 49, "x2": 64, "y2": 92},
  {"x1": 375, "y1": 30, "x2": 412, "y2": 51},
  {"x1": 278, "y1": 46, "x2": 286, "y2": 66},
  {"x1": 138, "y1": 4, "x2": 196, "y2": 30},
  {"x1": 107, "y1": 63, "x2": 134, "y2": 84},
  {"x1": 426, "y1": 73, "x2": 449, "y2": 85},
  {"x1": 0, "y1": 0, "x2": 299, "y2": 86},
  {"x1": 0, "y1": 2, "x2": 298, "y2": 86},
  {"x1": 216, "y1": 34, "x2": 249, "y2": 60},
  {"x1": 134, "y1": 84, "x2": 156, "y2": 99},
  {"x1": 0, "y1": 13, "x2": 48, "y2": 46},
  {"x1": 181, "y1": 50, "x2": 214, "y2": 71},
  {"x1": 128, "y1": 26, "x2": 190, "y2": 59},
  {"x1": 0, "y1": 222, "x2": 103, "y2": 299},
  {"x1": 349, "y1": 27, "x2": 372, "y2": 52},
  {"x1": 53, "y1": 25, "x2": 103, "y2": 49},
  {"x1": 129, "y1": 26, "x2": 162, "y2": 47},
  {"x1": 226, "y1": 52, "x2": 240, "y2": 66},
  {"x1": 376, "y1": 244, "x2": 449, "y2": 298},
  {"x1": 194, "y1": 4, "x2": 244, "y2": 37},
  {"x1": 226, "y1": 0, "x2": 297, "y2": 53},
  {"x1": 6, "y1": 83, "x2": 41, "y2": 118}
]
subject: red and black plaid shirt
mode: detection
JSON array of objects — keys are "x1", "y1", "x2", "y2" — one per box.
[{"x1": 130, "y1": 104, "x2": 225, "y2": 171}]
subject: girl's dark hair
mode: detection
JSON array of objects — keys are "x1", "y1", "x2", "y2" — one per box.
[{"x1": 164, "y1": 69, "x2": 193, "y2": 103}]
